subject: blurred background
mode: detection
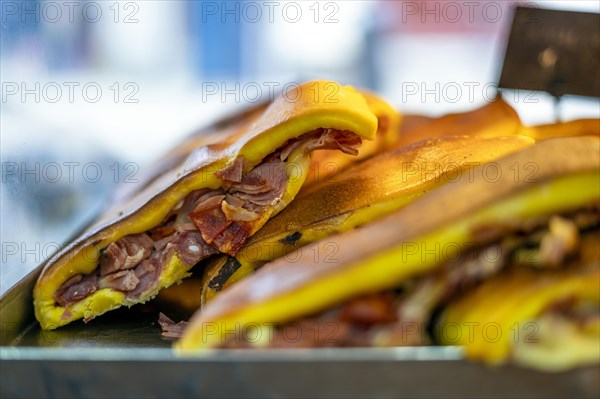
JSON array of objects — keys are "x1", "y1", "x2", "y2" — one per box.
[{"x1": 1, "y1": 0, "x2": 599, "y2": 293}]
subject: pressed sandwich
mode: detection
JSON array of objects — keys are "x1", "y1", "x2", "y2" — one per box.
[
  {"x1": 34, "y1": 81, "x2": 378, "y2": 330},
  {"x1": 397, "y1": 95, "x2": 599, "y2": 147},
  {"x1": 438, "y1": 263, "x2": 599, "y2": 371},
  {"x1": 199, "y1": 135, "x2": 534, "y2": 305},
  {"x1": 177, "y1": 136, "x2": 599, "y2": 372},
  {"x1": 396, "y1": 96, "x2": 523, "y2": 147}
]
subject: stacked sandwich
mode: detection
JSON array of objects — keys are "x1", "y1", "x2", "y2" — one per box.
[{"x1": 34, "y1": 81, "x2": 599, "y2": 372}]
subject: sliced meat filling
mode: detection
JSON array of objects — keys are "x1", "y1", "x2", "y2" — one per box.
[
  {"x1": 54, "y1": 274, "x2": 98, "y2": 308},
  {"x1": 99, "y1": 234, "x2": 154, "y2": 276},
  {"x1": 54, "y1": 129, "x2": 361, "y2": 309},
  {"x1": 189, "y1": 128, "x2": 361, "y2": 253},
  {"x1": 158, "y1": 313, "x2": 190, "y2": 339},
  {"x1": 213, "y1": 207, "x2": 598, "y2": 348}
]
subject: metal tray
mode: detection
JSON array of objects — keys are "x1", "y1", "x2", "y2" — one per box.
[
  {"x1": 2, "y1": 105, "x2": 599, "y2": 399},
  {"x1": 2, "y1": 206, "x2": 599, "y2": 399}
]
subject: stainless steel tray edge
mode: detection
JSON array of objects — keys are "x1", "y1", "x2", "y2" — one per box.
[{"x1": 2, "y1": 347, "x2": 598, "y2": 399}]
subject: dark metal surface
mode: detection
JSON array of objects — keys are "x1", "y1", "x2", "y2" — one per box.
[
  {"x1": 2, "y1": 346, "x2": 599, "y2": 399},
  {"x1": 499, "y1": 7, "x2": 600, "y2": 98}
]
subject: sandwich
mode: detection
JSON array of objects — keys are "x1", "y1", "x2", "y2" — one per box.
[
  {"x1": 176, "y1": 136, "x2": 599, "y2": 372},
  {"x1": 200, "y1": 135, "x2": 534, "y2": 305},
  {"x1": 396, "y1": 96, "x2": 522, "y2": 147},
  {"x1": 397, "y1": 95, "x2": 598, "y2": 147},
  {"x1": 438, "y1": 262, "x2": 599, "y2": 371},
  {"x1": 33, "y1": 80, "x2": 378, "y2": 330}
]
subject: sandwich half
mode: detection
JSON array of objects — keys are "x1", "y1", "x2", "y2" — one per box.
[
  {"x1": 438, "y1": 255, "x2": 599, "y2": 371},
  {"x1": 200, "y1": 135, "x2": 534, "y2": 305},
  {"x1": 34, "y1": 80, "x2": 378, "y2": 330},
  {"x1": 177, "y1": 136, "x2": 599, "y2": 373}
]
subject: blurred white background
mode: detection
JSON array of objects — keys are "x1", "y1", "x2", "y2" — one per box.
[{"x1": 1, "y1": 0, "x2": 599, "y2": 292}]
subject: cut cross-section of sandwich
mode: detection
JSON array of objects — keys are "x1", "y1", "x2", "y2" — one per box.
[{"x1": 33, "y1": 80, "x2": 378, "y2": 330}]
